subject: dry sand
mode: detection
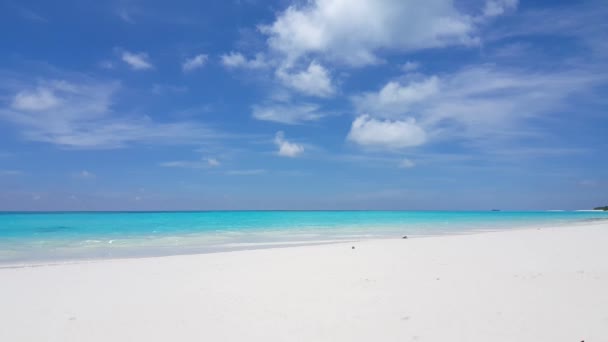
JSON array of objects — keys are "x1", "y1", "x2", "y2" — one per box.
[{"x1": 1, "y1": 222, "x2": 607, "y2": 341}]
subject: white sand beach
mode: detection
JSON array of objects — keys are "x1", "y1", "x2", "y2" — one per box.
[{"x1": 1, "y1": 222, "x2": 607, "y2": 342}]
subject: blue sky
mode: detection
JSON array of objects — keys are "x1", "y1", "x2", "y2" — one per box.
[{"x1": 0, "y1": 0, "x2": 606, "y2": 210}]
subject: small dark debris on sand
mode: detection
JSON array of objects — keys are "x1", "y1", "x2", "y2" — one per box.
[
  {"x1": 352, "y1": 246, "x2": 355, "y2": 249},
  {"x1": 402, "y1": 235, "x2": 408, "y2": 239}
]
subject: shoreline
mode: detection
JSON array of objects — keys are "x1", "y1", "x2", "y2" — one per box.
[{"x1": 2, "y1": 218, "x2": 606, "y2": 268}]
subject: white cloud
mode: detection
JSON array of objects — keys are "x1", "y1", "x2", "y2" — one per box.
[
  {"x1": 221, "y1": 52, "x2": 268, "y2": 69},
  {"x1": 221, "y1": 52, "x2": 246, "y2": 67},
  {"x1": 252, "y1": 103, "x2": 325, "y2": 124},
  {"x1": 484, "y1": 2, "x2": 606, "y2": 46},
  {"x1": 182, "y1": 54, "x2": 208, "y2": 72},
  {"x1": 353, "y1": 76, "x2": 439, "y2": 117},
  {"x1": 351, "y1": 65, "x2": 604, "y2": 148},
  {"x1": 276, "y1": 61, "x2": 335, "y2": 97},
  {"x1": 482, "y1": 0, "x2": 518, "y2": 18},
  {"x1": 121, "y1": 51, "x2": 153, "y2": 70},
  {"x1": 12, "y1": 88, "x2": 61, "y2": 111},
  {"x1": 274, "y1": 131, "x2": 304, "y2": 157},
  {"x1": 219, "y1": 0, "x2": 522, "y2": 130},
  {"x1": 347, "y1": 114, "x2": 427, "y2": 149},
  {"x1": 399, "y1": 158, "x2": 416, "y2": 169},
  {"x1": 401, "y1": 61, "x2": 420, "y2": 72},
  {"x1": 0, "y1": 77, "x2": 219, "y2": 149},
  {"x1": 260, "y1": 0, "x2": 486, "y2": 67},
  {"x1": 429, "y1": 67, "x2": 601, "y2": 138}
]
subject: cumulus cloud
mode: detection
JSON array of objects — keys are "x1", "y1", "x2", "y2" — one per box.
[
  {"x1": 260, "y1": 0, "x2": 487, "y2": 66},
  {"x1": 121, "y1": 51, "x2": 153, "y2": 70},
  {"x1": 276, "y1": 61, "x2": 335, "y2": 97},
  {"x1": 221, "y1": 52, "x2": 268, "y2": 69},
  {"x1": 0, "y1": 77, "x2": 219, "y2": 149},
  {"x1": 353, "y1": 76, "x2": 439, "y2": 117},
  {"x1": 182, "y1": 54, "x2": 208, "y2": 72},
  {"x1": 221, "y1": 0, "x2": 521, "y2": 128},
  {"x1": 351, "y1": 65, "x2": 604, "y2": 149},
  {"x1": 252, "y1": 103, "x2": 326, "y2": 124},
  {"x1": 274, "y1": 131, "x2": 304, "y2": 157},
  {"x1": 347, "y1": 115, "x2": 427, "y2": 149}
]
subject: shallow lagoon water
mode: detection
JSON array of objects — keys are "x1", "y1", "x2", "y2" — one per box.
[{"x1": 1, "y1": 210, "x2": 607, "y2": 264}]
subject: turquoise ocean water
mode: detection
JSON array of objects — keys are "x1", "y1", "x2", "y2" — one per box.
[{"x1": 1, "y1": 211, "x2": 607, "y2": 265}]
